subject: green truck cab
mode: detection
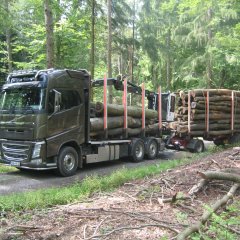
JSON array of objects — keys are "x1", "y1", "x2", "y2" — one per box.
[{"x1": 0, "y1": 69, "x2": 90, "y2": 176}]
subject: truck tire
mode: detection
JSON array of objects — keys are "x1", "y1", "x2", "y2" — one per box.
[
  {"x1": 229, "y1": 134, "x2": 240, "y2": 144},
  {"x1": 56, "y1": 146, "x2": 78, "y2": 177},
  {"x1": 145, "y1": 138, "x2": 158, "y2": 160},
  {"x1": 131, "y1": 139, "x2": 145, "y2": 162},
  {"x1": 213, "y1": 139, "x2": 225, "y2": 146},
  {"x1": 192, "y1": 140, "x2": 204, "y2": 153}
]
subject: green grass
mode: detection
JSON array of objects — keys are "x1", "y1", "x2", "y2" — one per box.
[
  {"x1": 0, "y1": 150, "x2": 214, "y2": 213},
  {"x1": 0, "y1": 165, "x2": 18, "y2": 173}
]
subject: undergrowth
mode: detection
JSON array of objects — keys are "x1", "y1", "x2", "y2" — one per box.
[{"x1": 192, "y1": 200, "x2": 240, "y2": 240}]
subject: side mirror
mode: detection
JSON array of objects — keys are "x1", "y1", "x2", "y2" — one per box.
[{"x1": 53, "y1": 89, "x2": 62, "y2": 113}]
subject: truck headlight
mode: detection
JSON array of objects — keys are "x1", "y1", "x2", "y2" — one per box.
[{"x1": 32, "y1": 142, "x2": 43, "y2": 158}]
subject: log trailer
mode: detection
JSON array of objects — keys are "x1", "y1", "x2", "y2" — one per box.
[
  {"x1": 167, "y1": 89, "x2": 240, "y2": 151},
  {"x1": 0, "y1": 69, "x2": 177, "y2": 176}
]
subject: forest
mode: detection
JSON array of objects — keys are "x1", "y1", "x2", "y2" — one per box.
[{"x1": 0, "y1": 0, "x2": 240, "y2": 94}]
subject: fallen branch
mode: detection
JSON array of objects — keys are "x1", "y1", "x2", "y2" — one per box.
[
  {"x1": 8, "y1": 225, "x2": 44, "y2": 232},
  {"x1": 85, "y1": 217, "x2": 108, "y2": 239},
  {"x1": 188, "y1": 179, "x2": 208, "y2": 195},
  {"x1": 86, "y1": 223, "x2": 179, "y2": 239},
  {"x1": 177, "y1": 183, "x2": 239, "y2": 240},
  {"x1": 197, "y1": 171, "x2": 240, "y2": 183}
]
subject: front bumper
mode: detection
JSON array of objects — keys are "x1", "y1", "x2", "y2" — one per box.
[
  {"x1": 0, "y1": 139, "x2": 57, "y2": 170},
  {"x1": 0, "y1": 161, "x2": 57, "y2": 170}
]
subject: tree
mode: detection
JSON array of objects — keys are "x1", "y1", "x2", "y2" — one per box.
[
  {"x1": 4, "y1": 0, "x2": 13, "y2": 73},
  {"x1": 107, "y1": 0, "x2": 113, "y2": 103},
  {"x1": 90, "y1": 0, "x2": 95, "y2": 80},
  {"x1": 44, "y1": 0, "x2": 54, "y2": 68}
]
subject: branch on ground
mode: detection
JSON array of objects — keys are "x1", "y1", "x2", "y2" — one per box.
[{"x1": 177, "y1": 168, "x2": 240, "y2": 240}]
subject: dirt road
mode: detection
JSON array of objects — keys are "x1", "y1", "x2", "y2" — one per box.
[{"x1": 0, "y1": 149, "x2": 192, "y2": 196}]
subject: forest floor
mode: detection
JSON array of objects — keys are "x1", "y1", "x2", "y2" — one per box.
[{"x1": 1, "y1": 147, "x2": 240, "y2": 240}]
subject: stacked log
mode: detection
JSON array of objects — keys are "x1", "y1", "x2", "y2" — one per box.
[
  {"x1": 90, "y1": 102, "x2": 159, "y2": 139},
  {"x1": 174, "y1": 89, "x2": 240, "y2": 137}
]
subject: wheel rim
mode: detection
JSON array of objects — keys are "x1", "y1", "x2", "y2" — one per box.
[
  {"x1": 136, "y1": 144, "x2": 144, "y2": 159},
  {"x1": 149, "y1": 142, "x2": 157, "y2": 157},
  {"x1": 63, "y1": 153, "x2": 76, "y2": 171}
]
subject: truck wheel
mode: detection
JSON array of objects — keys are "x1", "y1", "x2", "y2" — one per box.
[
  {"x1": 145, "y1": 138, "x2": 158, "y2": 160},
  {"x1": 213, "y1": 139, "x2": 225, "y2": 146},
  {"x1": 192, "y1": 140, "x2": 204, "y2": 153},
  {"x1": 56, "y1": 146, "x2": 78, "y2": 177},
  {"x1": 131, "y1": 139, "x2": 145, "y2": 162},
  {"x1": 229, "y1": 134, "x2": 240, "y2": 144}
]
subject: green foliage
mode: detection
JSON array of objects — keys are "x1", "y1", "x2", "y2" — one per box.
[
  {"x1": 1, "y1": 0, "x2": 240, "y2": 94},
  {"x1": 192, "y1": 201, "x2": 240, "y2": 240}
]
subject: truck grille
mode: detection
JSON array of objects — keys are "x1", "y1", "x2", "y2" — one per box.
[{"x1": 1, "y1": 143, "x2": 30, "y2": 162}]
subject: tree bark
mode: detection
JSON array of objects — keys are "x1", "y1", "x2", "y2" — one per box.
[
  {"x1": 90, "y1": 0, "x2": 95, "y2": 79},
  {"x1": 94, "y1": 102, "x2": 158, "y2": 119},
  {"x1": 91, "y1": 122, "x2": 160, "y2": 138},
  {"x1": 177, "y1": 123, "x2": 240, "y2": 133},
  {"x1": 5, "y1": 0, "x2": 12, "y2": 73},
  {"x1": 90, "y1": 116, "x2": 143, "y2": 132},
  {"x1": 166, "y1": 28, "x2": 171, "y2": 90},
  {"x1": 44, "y1": 0, "x2": 54, "y2": 68},
  {"x1": 188, "y1": 130, "x2": 240, "y2": 137},
  {"x1": 55, "y1": 0, "x2": 61, "y2": 68},
  {"x1": 198, "y1": 170, "x2": 240, "y2": 183},
  {"x1": 107, "y1": 0, "x2": 113, "y2": 103},
  {"x1": 90, "y1": 0, "x2": 96, "y2": 101}
]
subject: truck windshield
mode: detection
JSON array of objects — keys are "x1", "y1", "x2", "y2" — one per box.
[{"x1": 0, "y1": 87, "x2": 46, "y2": 114}]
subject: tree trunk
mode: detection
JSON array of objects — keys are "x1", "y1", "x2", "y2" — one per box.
[
  {"x1": 44, "y1": 0, "x2": 54, "y2": 68},
  {"x1": 107, "y1": 0, "x2": 113, "y2": 103},
  {"x1": 55, "y1": 0, "x2": 61, "y2": 68},
  {"x1": 5, "y1": 0, "x2": 12, "y2": 73},
  {"x1": 206, "y1": 8, "x2": 213, "y2": 88},
  {"x1": 90, "y1": 0, "x2": 95, "y2": 101},
  {"x1": 177, "y1": 123, "x2": 240, "y2": 133},
  {"x1": 90, "y1": 116, "x2": 143, "y2": 132},
  {"x1": 131, "y1": 0, "x2": 135, "y2": 83},
  {"x1": 94, "y1": 102, "x2": 158, "y2": 119},
  {"x1": 91, "y1": 122, "x2": 160, "y2": 138},
  {"x1": 166, "y1": 28, "x2": 171, "y2": 90}
]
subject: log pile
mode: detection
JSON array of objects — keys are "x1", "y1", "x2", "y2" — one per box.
[
  {"x1": 172, "y1": 89, "x2": 240, "y2": 137},
  {"x1": 90, "y1": 102, "x2": 160, "y2": 139}
]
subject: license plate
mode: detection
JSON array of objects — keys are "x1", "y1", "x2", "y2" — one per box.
[{"x1": 10, "y1": 161, "x2": 20, "y2": 167}]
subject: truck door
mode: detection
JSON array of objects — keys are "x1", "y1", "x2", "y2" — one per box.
[{"x1": 47, "y1": 89, "x2": 84, "y2": 156}]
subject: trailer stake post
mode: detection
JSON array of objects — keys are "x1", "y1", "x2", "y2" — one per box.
[
  {"x1": 141, "y1": 83, "x2": 145, "y2": 137},
  {"x1": 231, "y1": 91, "x2": 235, "y2": 135},
  {"x1": 188, "y1": 90, "x2": 191, "y2": 136},
  {"x1": 123, "y1": 77, "x2": 128, "y2": 138},
  {"x1": 103, "y1": 73, "x2": 108, "y2": 139},
  {"x1": 158, "y1": 87, "x2": 162, "y2": 137},
  {"x1": 205, "y1": 90, "x2": 209, "y2": 138}
]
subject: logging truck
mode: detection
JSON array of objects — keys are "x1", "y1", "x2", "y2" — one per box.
[{"x1": 0, "y1": 69, "x2": 180, "y2": 177}]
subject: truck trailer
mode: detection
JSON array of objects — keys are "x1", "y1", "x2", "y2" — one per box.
[{"x1": 0, "y1": 69, "x2": 177, "y2": 176}]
